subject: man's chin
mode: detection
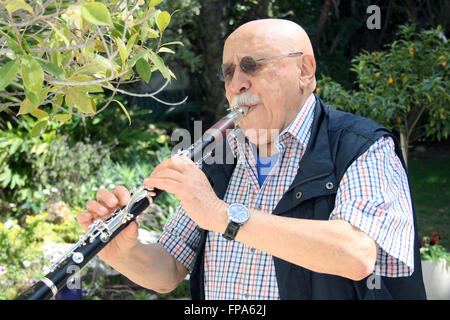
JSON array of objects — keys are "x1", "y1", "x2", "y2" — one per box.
[{"x1": 240, "y1": 126, "x2": 280, "y2": 145}]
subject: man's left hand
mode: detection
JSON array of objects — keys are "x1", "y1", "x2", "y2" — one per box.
[{"x1": 143, "y1": 155, "x2": 228, "y2": 232}]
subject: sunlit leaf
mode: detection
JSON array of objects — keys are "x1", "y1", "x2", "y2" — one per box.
[
  {"x1": 66, "y1": 87, "x2": 94, "y2": 114},
  {"x1": 54, "y1": 114, "x2": 71, "y2": 122},
  {"x1": 161, "y1": 41, "x2": 184, "y2": 47},
  {"x1": 148, "y1": 0, "x2": 163, "y2": 7},
  {"x1": 116, "y1": 37, "x2": 127, "y2": 66},
  {"x1": 21, "y1": 55, "x2": 43, "y2": 93},
  {"x1": 5, "y1": 0, "x2": 34, "y2": 15},
  {"x1": 30, "y1": 108, "x2": 49, "y2": 119},
  {"x1": 17, "y1": 98, "x2": 36, "y2": 116},
  {"x1": 80, "y1": 2, "x2": 112, "y2": 26},
  {"x1": 112, "y1": 99, "x2": 131, "y2": 125},
  {"x1": 156, "y1": 11, "x2": 171, "y2": 33},
  {"x1": 158, "y1": 47, "x2": 175, "y2": 54}
]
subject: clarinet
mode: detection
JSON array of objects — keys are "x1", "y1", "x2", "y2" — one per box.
[{"x1": 16, "y1": 105, "x2": 248, "y2": 300}]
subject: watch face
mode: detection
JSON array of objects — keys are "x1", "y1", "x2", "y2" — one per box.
[{"x1": 228, "y1": 203, "x2": 249, "y2": 224}]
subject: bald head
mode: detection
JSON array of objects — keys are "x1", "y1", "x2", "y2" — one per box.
[{"x1": 224, "y1": 19, "x2": 314, "y2": 60}]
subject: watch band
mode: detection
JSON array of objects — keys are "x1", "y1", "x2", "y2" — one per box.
[{"x1": 223, "y1": 221, "x2": 241, "y2": 241}]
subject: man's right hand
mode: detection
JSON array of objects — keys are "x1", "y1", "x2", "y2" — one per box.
[{"x1": 76, "y1": 185, "x2": 138, "y2": 264}]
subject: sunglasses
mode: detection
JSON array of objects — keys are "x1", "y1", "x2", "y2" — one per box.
[{"x1": 218, "y1": 51, "x2": 303, "y2": 82}]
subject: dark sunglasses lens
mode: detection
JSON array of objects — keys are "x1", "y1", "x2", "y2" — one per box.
[
  {"x1": 241, "y1": 56, "x2": 258, "y2": 74},
  {"x1": 219, "y1": 56, "x2": 258, "y2": 82}
]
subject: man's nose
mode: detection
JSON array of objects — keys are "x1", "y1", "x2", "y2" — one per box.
[{"x1": 228, "y1": 65, "x2": 251, "y2": 94}]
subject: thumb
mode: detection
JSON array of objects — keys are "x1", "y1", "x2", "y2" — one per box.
[{"x1": 119, "y1": 220, "x2": 140, "y2": 245}]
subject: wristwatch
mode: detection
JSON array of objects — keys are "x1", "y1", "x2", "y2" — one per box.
[{"x1": 223, "y1": 203, "x2": 250, "y2": 241}]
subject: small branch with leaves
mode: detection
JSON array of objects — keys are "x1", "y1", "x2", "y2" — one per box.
[{"x1": 0, "y1": 0, "x2": 186, "y2": 136}]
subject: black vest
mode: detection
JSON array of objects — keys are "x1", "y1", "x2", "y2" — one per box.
[{"x1": 190, "y1": 96, "x2": 426, "y2": 300}]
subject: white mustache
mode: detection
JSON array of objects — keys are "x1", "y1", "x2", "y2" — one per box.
[{"x1": 231, "y1": 93, "x2": 260, "y2": 108}]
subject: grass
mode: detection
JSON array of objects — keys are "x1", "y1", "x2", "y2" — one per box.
[{"x1": 408, "y1": 156, "x2": 450, "y2": 251}]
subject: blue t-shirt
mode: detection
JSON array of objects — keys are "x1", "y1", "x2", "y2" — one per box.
[{"x1": 256, "y1": 153, "x2": 279, "y2": 187}]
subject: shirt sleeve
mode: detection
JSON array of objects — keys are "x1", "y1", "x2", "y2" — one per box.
[
  {"x1": 329, "y1": 136, "x2": 415, "y2": 277},
  {"x1": 157, "y1": 204, "x2": 201, "y2": 272}
]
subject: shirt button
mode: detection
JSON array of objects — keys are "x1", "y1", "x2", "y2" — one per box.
[
  {"x1": 250, "y1": 248, "x2": 256, "y2": 254},
  {"x1": 243, "y1": 292, "x2": 249, "y2": 299},
  {"x1": 296, "y1": 191, "x2": 303, "y2": 199},
  {"x1": 325, "y1": 182, "x2": 334, "y2": 190}
]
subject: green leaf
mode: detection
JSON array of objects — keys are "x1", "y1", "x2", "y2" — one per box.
[
  {"x1": 148, "y1": 51, "x2": 170, "y2": 79},
  {"x1": 135, "y1": 58, "x2": 151, "y2": 83},
  {"x1": 54, "y1": 114, "x2": 71, "y2": 122},
  {"x1": 158, "y1": 47, "x2": 175, "y2": 54},
  {"x1": 80, "y1": 2, "x2": 112, "y2": 26},
  {"x1": 30, "y1": 108, "x2": 49, "y2": 119},
  {"x1": 128, "y1": 49, "x2": 149, "y2": 68},
  {"x1": 126, "y1": 33, "x2": 138, "y2": 54},
  {"x1": 0, "y1": 59, "x2": 20, "y2": 90},
  {"x1": 0, "y1": 166, "x2": 12, "y2": 188},
  {"x1": 21, "y1": 38, "x2": 30, "y2": 54},
  {"x1": 8, "y1": 138, "x2": 21, "y2": 156},
  {"x1": 17, "y1": 98, "x2": 37, "y2": 116},
  {"x1": 21, "y1": 55, "x2": 44, "y2": 93},
  {"x1": 156, "y1": 11, "x2": 171, "y2": 33},
  {"x1": 35, "y1": 57, "x2": 65, "y2": 80},
  {"x1": 6, "y1": 37, "x2": 24, "y2": 55},
  {"x1": 5, "y1": 0, "x2": 34, "y2": 15},
  {"x1": 116, "y1": 37, "x2": 127, "y2": 66},
  {"x1": 66, "y1": 87, "x2": 94, "y2": 114},
  {"x1": 148, "y1": 0, "x2": 163, "y2": 7},
  {"x1": 113, "y1": 99, "x2": 131, "y2": 125},
  {"x1": 31, "y1": 120, "x2": 48, "y2": 138},
  {"x1": 161, "y1": 41, "x2": 184, "y2": 47},
  {"x1": 23, "y1": 86, "x2": 48, "y2": 108}
]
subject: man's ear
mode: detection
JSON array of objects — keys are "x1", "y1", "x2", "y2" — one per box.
[{"x1": 298, "y1": 54, "x2": 316, "y2": 90}]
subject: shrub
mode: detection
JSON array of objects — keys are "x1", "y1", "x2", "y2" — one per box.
[
  {"x1": 317, "y1": 24, "x2": 449, "y2": 165},
  {"x1": 0, "y1": 210, "x2": 83, "y2": 300}
]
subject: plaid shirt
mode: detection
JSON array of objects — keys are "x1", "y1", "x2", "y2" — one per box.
[{"x1": 158, "y1": 94, "x2": 415, "y2": 299}]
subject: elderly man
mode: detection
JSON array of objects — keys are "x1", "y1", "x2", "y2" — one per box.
[{"x1": 78, "y1": 19, "x2": 426, "y2": 299}]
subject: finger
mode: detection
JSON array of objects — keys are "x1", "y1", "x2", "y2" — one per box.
[
  {"x1": 77, "y1": 211, "x2": 94, "y2": 232},
  {"x1": 97, "y1": 187, "x2": 119, "y2": 210},
  {"x1": 143, "y1": 177, "x2": 181, "y2": 197},
  {"x1": 114, "y1": 185, "x2": 131, "y2": 206},
  {"x1": 148, "y1": 167, "x2": 185, "y2": 183},
  {"x1": 144, "y1": 167, "x2": 185, "y2": 191},
  {"x1": 150, "y1": 156, "x2": 189, "y2": 177},
  {"x1": 86, "y1": 199, "x2": 110, "y2": 219},
  {"x1": 177, "y1": 154, "x2": 196, "y2": 166}
]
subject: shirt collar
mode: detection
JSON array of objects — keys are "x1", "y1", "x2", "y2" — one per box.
[{"x1": 227, "y1": 93, "x2": 316, "y2": 158}]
